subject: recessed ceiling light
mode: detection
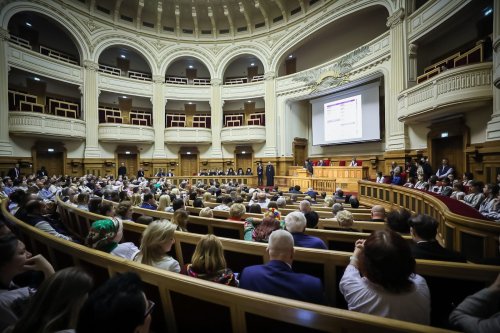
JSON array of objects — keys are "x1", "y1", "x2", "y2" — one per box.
[
  {"x1": 47, "y1": 148, "x2": 54, "y2": 152},
  {"x1": 187, "y1": 152, "x2": 191, "y2": 155},
  {"x1": 34, "y1": 77, "x2": 40, "y2": 81},
  {"x1": 26, "y1": 22, "x2": 32, "y2": 27},
  {"x1": 120, "y1": 55, "x2": 126, "y2": 58},
  {"x1": 484, "y1": 8, "x2": 492, "y2": 16},
  {"x1": 242, "y1": 151, "x2": 246, "y2": 154},
  {"x1": 247, "y1": 100, "x2": 252, "y2": 103},
  {"x1": 250, "y1": 63, "x2": 255, "y2": 66},
  {"x1": 288, "y1": 54, "x2": 293, "y2": 58},
  {"x1": 188, "y1": 102, "x2": 193, "y2": 104},
  {"x1": 125, "y1": 151, "x2": 131, "y2": 154},
  {"x1": 122, "y1": 96, "x2": 127, "y2": 98},
  {"x1": 188, "y1": 65, "x2": 194, "y2": 69}
]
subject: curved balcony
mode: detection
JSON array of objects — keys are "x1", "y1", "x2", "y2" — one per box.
[
  {"x1": 221, "y1": 125, "x2": 266, "y2": 144},
  {"x1": 398, "y1": 63, "x2": 493, "y2": 123},
  {"x1": 164, "y1": 127, "x2": 212, "y2": 144},
  {"x1": 9, "y1": 112, "x2": 86, "y2": 139},
  {"x1": 98, "y1": 124, "x2": 154, "y2": 143},
  {"x1": 221, "y1": 81, "x2": 265, "y2": 100}
]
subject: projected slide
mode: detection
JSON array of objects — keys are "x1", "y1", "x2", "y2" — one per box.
[{"x1": 324, "y1": 95, "x2": 362, "y2": 142}]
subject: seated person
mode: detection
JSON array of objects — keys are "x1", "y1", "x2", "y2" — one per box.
[
  {"x1": 339, "y1": 230, "x2": 430, "y2": 324},
  {"x1": 181, "y1": 234, "x2": 238, "y2": 286},
  {"x1": 249, "y1": 192, "x2": 270, "y2": 209},
  {"x1": 349, "y1": 196, "x2": 360, "y2": 208},
  {"x1": 304, "y1": 210, "x2": 319, "y2": 229},
  {"x1": 290, "y1": 185, "x2": 302, "y2": 194},
  {"x1": 375, "y1": 171, "x2": 385, "y2": 183},
  {"x1": 299, "y1": 200, "x2": 312, "y2": 214},
  {"x1": 386, "y1": 208, "x2": 411, "y2": 234},
  {"x1": 227, "y1": 203, "x2": 246, "y2": 222},
  {"x1": 479, "y1": 183, "x2": 499, "y2": 219},
  {"x1": 245, "y1": 168, "x2": 253, "y2": 175},
  {"x1": 85, "y1": 219, "x2": 139, "y2": 260},
  {"x1": 239, "y1": 230, "x2": 325, "y2": 305},
  {"x1": 171, "y1": 209, "x2": 189, "y2": 232},
  {"x1": 0, "y1": 234, "x2": 55, "y2": 332},
  {"x1": 285, "y1": 212, "x2": 326, "y2": 250},
  {"x1": 77, "y1": 272, "x2": 153, "y2": 333},
  {"x1": 334, "y1": 188, "x2": 344, "y2": 202},
  {"x1": 199, "y1": 207, "x2": 213, "y2": 218},
  {"x1": 331, "y1": 203, "x2": 344, "y2": 218},
  {"x1": 450, "y1": 182, "x2": 466, "y2": 200},
  {"x1": 437, "y1": 177, "x2": 453, "y2": 197},
  {"x1": 157, "y1": 194, "x2": 173, "y2": 212},
  {"x1": 462, "y1": 181, "x2": 485, "y2": 209},
  {"x1": 134, "y1": 220, "x2": 180, "y2": 272},
  {"x1": 449, "y1": 272, "x2": 500, "y2": 333},
  {"x1": 213, "y1": 196, "x2": 232, "y2": 211},
  {"x1": 370, "y1": 205, "x2": 386, "y2": 222},
  {"x1": 140, "y1": 193, "x2": 157, "y2": 210},
  {"x1": 248, "y1": 203, "x2": 262, "y2": 214},
  {"x1": 414, "y1": 174, "x2": 428, "y2": 190},
  {"x1": 336, "y1": 210, "x2": 358, "y2": 232},
  {"x1": 244, "y1": 209, "x2": 283, "y2": 242},
  {"x1": 408, "y1": 215, "x2": 466, "y2": 262},
  {"x1": 23, "y1": 200, "x2": 73, "y2": 241},
  {"x1": 391, "y1": 169, "x2": 404, "y2": 185}
]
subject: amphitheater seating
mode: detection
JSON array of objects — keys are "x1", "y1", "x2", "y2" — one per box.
[{"x1": 6, "y1": 199, "x2": 500, "y2": 331}]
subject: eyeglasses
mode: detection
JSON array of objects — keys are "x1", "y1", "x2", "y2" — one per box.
[{"x1": 144, "y1": 299, "x2": 155, "y2": 318}]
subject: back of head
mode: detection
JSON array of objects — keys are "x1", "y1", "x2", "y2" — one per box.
[
  {"x1": 248, "y1": 204, "x2": 262, "y2": 214},
  {"x1": 304, "y1": 211, "x2": 319, "y2": 229},
  {"x1": 268, "y1": 230, "x2": 294, "y2": 259},
  {"x1": 199, "y1": 207, "x2": 213, "y2": 218},
  {"x1": 408, "y1": 214, "x2": 438, "y2": 241},
  {"x1": 386, "y1": 208, "x2": 411, "y2": 233},
  {"x1": 332, "y1": 203, "x2": 344, "y2": 216},
  {"x1": 116, "y1": 201, "x2": 132, "y2": 218},
  {"x1": 157, "y1": 195, "x2": 171, "y2": 211},
  {"x1": 140, "y1": 219, "x2": 177, "y2": 265},
  {"x1": 172, "y1": 198, "x2": 184, "y2": 211},
  {"x1": 76, "y1": 272, "x2": 147, "y2": 333},
  {"x1": 371, "y1": 205, "x2": 386, "y2": 219},
  {"x1": 336, "y1": 210, "x2": 353, "y2": 228},
  {"x1": 276, "y1": 196, "x2": 286, "y2": 208},
  {"x1": 349, "y1": 196, "x2": 359, "y2": 208},
  {"x1": 299, "y1": 200, "x2": 310, "y2": 212},
  {"x1": 191, "y1": 234, "x2": 226, "y2": 274},
  {"x1": 253, "y1": 217, "x2": 280, "y2": 242},
  {"x1": 359, "y1": 229, "x2": 415, "y2": 293},
  {"x1": 13, "y1": 267, "x2": 93, "y2": 333},
  {"x1": 0, "y1": 233, "x2": 19, "y2": 268},
  {"x1": 229, "y1": 203, "x2": 246, "y2": 219},
  {"x1": 143, "y1": 193, "x2": 153, "y2": 202},
  {"x1": 193, "y1": 198, "x2": 204, "y2": 208},
  {"x1": 172, "y1": 209, "x2": 189, "y2": 229},
  {"x1": 284, "y1": 211, "x2": 306, "y2": 233}
]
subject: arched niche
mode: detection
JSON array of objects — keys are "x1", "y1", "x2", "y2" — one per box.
[
  {"x1": 98, "y1": 45, "x2": 153, "y2": 75},
  {"x1": 7, "y1": 11, "x2": 82, "y2": 64},
  {"x1": 165, "y1": 56, "x2": 211, "y2": 81},
  {"x1": 275, "y1": 5, "x2": 389, "y2": 76},
  {"x1": 222, "y1": 54, "x2": 265, "y2": 84}
]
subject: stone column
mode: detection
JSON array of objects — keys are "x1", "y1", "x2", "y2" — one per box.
[
  {"x1": 264, "y1": 71, "x2": 277, "y2": 156},
  {"x1": 408, "y1": 43, "x2": 418, "y2": 88},
  {"x1": 152, "y1": 75, "x2": 166, "y2": 157},
  {"x1": 210, "y1": 78, "x2": 223, "y2": 158},
  {"x1": 0, "y1": 28, "x2": 12, "y2": 156},
  {"x1": 385, "y1": 8, "x2": 409, "y2": 151},
  {"x1": 83, "y1": 60, "x2": 101, "y2": 158},
  {"x1": 486, "y1": 0, "x2": 500, "y2": 140}
]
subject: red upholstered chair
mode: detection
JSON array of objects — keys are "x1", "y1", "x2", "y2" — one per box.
[
  {"x1": 324, "y1": 160, "x2": 330, "y2": 166},
  {"x1": 339, "y1": 161, "x2": 346, "y2": 166},
  {"x1": 356, "y1": 160, "x2": 362, "y2": 166}
]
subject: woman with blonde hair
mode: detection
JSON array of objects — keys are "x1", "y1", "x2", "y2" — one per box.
[
  {"x1": 202, "y1": 191, "x2": 212, "y2": 203},
  {"x1": 171, "y1": 209, "x2": 189, "y2": 231},
  {"x1": 157, "y1": 194, "x2": 173, "y2": 212},
  {"x1": 130, "y1": 193, "x2": 142, "y2": 206},
  {"x1": 228, "y1": 203, "x2": 246, "y2": 222},
  {"x1": 134, "y1": 220, "x2": 180, "y2": 272},
  {"x1": 181, "y1": 234, "x2": 238, "y2": 286},
  {"x1": 336, "y1": 210, "x2": 358, "y2": 232},
  {"x1": 199, "y1": 207, "x2": 213, "y2": 218}
]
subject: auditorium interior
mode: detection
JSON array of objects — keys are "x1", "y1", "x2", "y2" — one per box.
[{"x1": 1, "y1": 0, "x2": 500, "y2": 332}]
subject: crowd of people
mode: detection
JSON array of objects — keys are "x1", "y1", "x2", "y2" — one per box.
[{"x1": 0, "y1": 169, "x2": 498, "y2": 332}]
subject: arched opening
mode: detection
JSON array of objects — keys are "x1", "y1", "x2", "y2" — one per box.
[
  {"x1": 7, "y1": 11, "x2": 81, "y2": 64},
  {"x1": 223, "y1": 54, "x2": 264, "y2": 85},
  {"x1": 165, "y1": 57, "x2": 211, "y2": 85},
  {"x1": 98, "y1": 45, "x2": 152, "y2": 81}
]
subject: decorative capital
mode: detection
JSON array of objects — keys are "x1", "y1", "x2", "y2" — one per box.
[
  {"x1": 0, "y1": 28, "x2": 9, "y2": 41},
  {"x1": 211, "y1": 78, "x2": 222, "y2": 86},
  {"x1": 152, "y1": 75, "x2": 164, "y2": 84},
  {"x1": 408, "y1": 43, "x2": 418, "y2": 57},
  {"x1": 83, "y1": 60, "x2": 99, "y2": 71},
  {"x1": 264, "y1": 71, "x2": 275, "y2": 80},
  {"x1": 386, "y1": 8, "x2": 405, "y2": 28}
]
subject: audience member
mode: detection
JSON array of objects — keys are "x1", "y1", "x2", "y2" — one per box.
[
  {"x1": 181, "y1": 234, "x2": 238, "y2": 286},
  {"x1": 0, "y1": 234, "x2": 55, "y2": 332},
  {"x1": 408, "y1": 215, "x2": 466, "y2": 262},
  {"x1": 336, "y1": 210, "x2": 357, "y2": 232},
  {"x1": 285, "y1": 212, "x2": 326, "y2": 249},
  {"x1": 331, "y1": 203, "x2": 344, "y2": 217},
  {"x1": 304, "y1": 210, "x2": 319, "y2": 229},
  {"x1": 449, "y1": 272, "x2": 500, "y2": 333},
  {"x1": 76, "y1": 272, "x2": 153, "y2": 333},
  {"x1": 140, "y1": 193, "x2": 157, "y2": 210},
  {"x1": 249, "y1": 192, "x2": 270, "y2": 209},
  {"x1": 9, "y1": 267, "x2": 92, "y2": 333},
  {"x1": 462, "y1": 181, "x2": 485, "y2": 209},
  {"x1": 214, "y1": 196, "x2": 232, "y2": 211},
  {"x1": 479, "y1": 184, "x2": 499, "y2": 219},
  {"x1": 349, "y1": 196, "x2": 360, "y2": 208},
  {"x1": 339, "y1": 230, "x2": 430, "y2": 324},
  {"x1": 171, "y1": 209, "x2": 189, "y2": 232},
  {"x1": 386, "y1": 208, "x2": 411, "y2": 234},
  {"x1": 375, "y1": 171, "x2": 384, "y2": 183},
  {"x1": 248, "y1": 203, "x2": 262, "y2": 214},
  {"x1": 239, "y1": 230, "x2": 325, "y2": 305},
  {"x1": 85, "y1": 219, "x2": 138, "y2": 259},
  {"x1": 436, "y1": 158, "x2": 453, "y2": 180},
  {"x1": 134, "y1": 220, "x2": 180, "y2": 273},
  {"x1": 172, "y1": 198, "x2": 185, "y2": 212},
  {"x1": 299, "y1": 200, "x2": 311, "y2": 214},
  {"x1": 24, "y1": 200, "x2": 73, "y2": 241},
  {"x1": 199, "y1": 207, "x2": 213, "y2": 218},
  {"x1": 157, "y1": 194, "x2": 173, "y2": 212},
  {"x1": 462, "y1": 172, "x2": 474, "y2": 187},
  {"x1": 450, "y1": 182, "x2": 466, "y2": 200},
  {"x1": 370, "y1": 205, "x2": 386, "y2": 222},
  {"x1": 192, "y1": 198, "x2": 204, "y2": 208}
]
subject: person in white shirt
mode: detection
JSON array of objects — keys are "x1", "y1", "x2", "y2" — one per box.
[
  {"x1": 340, "y1": 229, "x2": 430, "y2": 325},
  {"x1": 249, "y1": 192, "x2": 270, "y2": 209},
  {"x1": 349, "y1": 157, "x2": 358, "y2": 167},
  {"x1": 375, "y1": 171, "x2": 384, "y2": 183}
]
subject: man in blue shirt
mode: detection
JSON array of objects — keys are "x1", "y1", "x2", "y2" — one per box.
[
  {"x1": 285, "y1": 211, "x2": 327, "y2": 249},
  {"x1": 140, "y1": 193, "x2": 157, "y2": 210}
]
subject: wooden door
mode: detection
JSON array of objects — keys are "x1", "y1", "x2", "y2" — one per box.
[
  {"x1": 236, "y1": 153, "x2": 252, "y2": 173},
  {"x1": 117, "y1": 153, "x2": 138, "y2": 178},
  {"x1": 37, "y1": 152, "x2": 64, "y2": 176},
  {"x1": 293, "y1": 143, "x2": 307, "y2": 167},
  {"x1": 180, "y1": 154, "x2": 197, "y2": 176},
  {"x1": 432, "y1": 136, "x2": 463, "y2": 178}
]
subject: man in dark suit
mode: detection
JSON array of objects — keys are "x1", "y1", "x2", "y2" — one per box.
[
  {"x1": 257, "y1": 162, "x2": 263, "y2": 186},
  {"x1": 409, "y1": 214, "x2": 466, "y2": 262},
  {"x1": 7, "y1": 164, "x2": 20, "y2": 180},
  {"x1": 156, "y1": 168, "x2": 166, "y2": 177},
  {"x1": 239, "y1": 230, "x2": 325, "y2": 305},
  {"x1": 370, "y1": 205, "x2": 386, "y2": 222},
  {"x1": 118, "y1": 163, "x2": 127, "y2": 178},
  {"x1": 304, "y1": 159, "x2": 313, "y2": 175},
  {"x1": 166, "y1": 170, "x2": 174, "y2": 177},
  {"x1": 265, "y1": 162, "x2": 275, "y2": 187},
  {"x1": 137, "y1": 168, "x2": 145, "y2": 178},
  {"x1": 37, "y1": 166, "x2": 47, "y2": 178},
  {"x1": 436, "y1": 158, "x2": 453, "y2": 180}
]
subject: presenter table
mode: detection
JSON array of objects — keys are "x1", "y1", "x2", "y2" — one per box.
[{"x1": 284, "y1": 166, "x2": 369, "y2": 193}]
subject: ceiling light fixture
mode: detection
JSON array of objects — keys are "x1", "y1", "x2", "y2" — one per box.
[
  {"x1": 26, "y1": 22, "x2": 32, "y2": 27},
  {"x1": 288, "y1": 54, "x2": 294, "y2": 58},
  {"x1": 34, "y1": 77, "x2": 40, "y2": 81},
  {"x1": 48, "y1": 148, "x2": 54, "y2": 152},
  {"x1": 188, "y1": 65, "x2": 194, "y2": 69},
  {"x1": 250, "y1": 63, "x2": 255, "y2": 66},
  {"x1": 125, "y1": 151, "x2": 131, "y2": 154},
  {"x1": 120, "y1": 55, "x2": 126, "y2": 58}
]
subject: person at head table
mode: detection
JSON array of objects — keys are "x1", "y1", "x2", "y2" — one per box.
[{"x1": 349, "y1": 157, "x2": 358, "y2": 167}]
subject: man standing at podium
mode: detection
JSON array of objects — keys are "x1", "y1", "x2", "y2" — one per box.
[
  {"x1": 266, "y1": 162, "x2": 275, "y2": 187},
  {"x1": 257, "y1": 162, "x2": 263, "y2": 186},
  {"x1": 304, "y1": 159, "x2": 313, "y2": 175}
]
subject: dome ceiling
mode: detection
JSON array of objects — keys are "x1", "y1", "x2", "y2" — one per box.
[{"x1": 76, "y1": 0, "x2": 324, "y2": 38}]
